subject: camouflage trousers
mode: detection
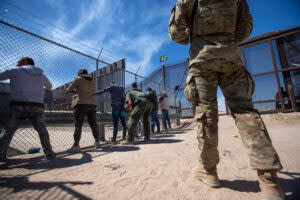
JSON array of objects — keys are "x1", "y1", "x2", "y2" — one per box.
[
  {"x1": 127, "y1": 101, "x2": 153, "y2": 142},
  {"x1": 189, "y1": 58, "x2": 282, "y2": 170}
]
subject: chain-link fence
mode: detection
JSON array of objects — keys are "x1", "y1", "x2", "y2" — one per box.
[
  {"x1": 0, "y1": 20, "x2": 183, "y2": 157},
  {"x1": 0, "y1": 20, "x2": 126, "y2": 155},
  {"x1": 138, "y1": 61, "x2": 192, "y2": 116}
]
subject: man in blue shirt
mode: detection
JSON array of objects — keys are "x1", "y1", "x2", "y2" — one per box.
[{"x1": 95, "y1": 82, "x2": 126, "y2": 143}]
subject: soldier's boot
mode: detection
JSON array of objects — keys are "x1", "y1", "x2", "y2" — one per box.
[
  {"x1": 193, "y1": 167, "x2": 220, "y2": 188},
  {"x1": 257, "y1": 169, "x2": 285, "y2": 200}
]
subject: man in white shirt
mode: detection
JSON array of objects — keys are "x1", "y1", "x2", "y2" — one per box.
[
  {"x1": 0, "y1": 57, "x2": 55, "y2": 161},
  {"x1": 159, "y1": 91, "x2": 172, "y2": 132}
]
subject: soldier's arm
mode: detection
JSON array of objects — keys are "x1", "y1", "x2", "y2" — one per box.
[
  {"x1": 235, "y1": 0, "x2": 253, "y2": 42},
  {"x1": 94, "y1": 86, "x2": 110, "y2": 95},
  {"x1": 168, "y1": 0, "x2": 194, "y2": 45}
]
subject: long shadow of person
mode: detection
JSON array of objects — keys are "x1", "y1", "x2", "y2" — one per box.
[
  {"x1": 280, "y1": 171, "x2": 300, "y2": 200},
  {"x1": 220, "y1": 179, "x2": 259, "y2": 193},
  {"x1": 220, "y1": 172, "x2": 300, "y2": 200},
  {"x1": 0, "y1": 176, "x2": 93, "y2": 200}
]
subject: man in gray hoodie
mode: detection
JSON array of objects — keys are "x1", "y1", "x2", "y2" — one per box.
[{"x1": 0, "y1": 57, "x2": 55, "y2": 161}]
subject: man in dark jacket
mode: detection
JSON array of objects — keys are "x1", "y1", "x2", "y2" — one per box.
[
  {"x1": 146, "y1": 87, "x2": 160, "y2": 134},
  {"x1": 66, "y1": 69, "x2": 100, "y2": 152},
  {"x1": 0, "y1": 57, "x2": 55, "y2": 161},
  {"x1": 94, "y1": 82, "x2": 126, "y2": 143}
]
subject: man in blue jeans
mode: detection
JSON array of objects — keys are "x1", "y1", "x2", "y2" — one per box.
[
  {"x1": 146, "y1": 87, "x2": 160, "y2": 134},
  {"x1": 95, "y1": 82, "x2": 126, "y2": 143},
  {"x1": 159, "y1": 91, "x2": 172, "y2": 132},
  {"x1": 0, "y1": 57, "x2": 55, "y2": 161}
]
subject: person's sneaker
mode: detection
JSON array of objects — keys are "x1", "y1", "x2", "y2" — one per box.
[
  {"x1": 95, "y1": 142, "x2": 101, "y2": 149},
  {"x1": 193, "y1": 167, "x2": 220, "y2": 188},
  {"x1": 120, "y1": 140, "x2": 134, "y2": 145},
  {"x1": 258, "y1": 170, "x2": 285, "y2": 200},
  {"x1": 155, "y1": 131, "x2": 161, "y2": 134},
  {"x1": 45, "y1": 153, "x2": 56, "y2": 160},
  {"x1": 68, "y1": 145, "x2": 81, "y2": 153}
]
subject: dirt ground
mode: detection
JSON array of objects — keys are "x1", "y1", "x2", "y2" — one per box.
[{"x1": 0, "y1": 113, "x2": 300, "y2": 200}]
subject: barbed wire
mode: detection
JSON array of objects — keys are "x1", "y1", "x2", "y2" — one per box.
[{"x1": 1, "y1": 1, "x2": 150, "y2": 75}]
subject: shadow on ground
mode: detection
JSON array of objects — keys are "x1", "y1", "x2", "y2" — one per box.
[
  {"x1": 0, "y1": 176, "x2": 93, "y2": 200},
  {"x1": 0, "y1": 144, "x2": 140, "y2": 172},
  {"x1": 220, "y1": 179, "x2": 259, "y2": 192},
  {"x1": 135, "y1": 138, "x2": 184, "y2": 145},
  {"x1": 280, "y1": 171, "x2": 300, "y2": 200},
  {"x1": 220, "y1": 172, "x2": 300, "y2": 200}
]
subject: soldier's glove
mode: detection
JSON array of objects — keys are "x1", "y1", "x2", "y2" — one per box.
[{"x1": 184, "y1": 74, "x2": 199, "y2": 104}]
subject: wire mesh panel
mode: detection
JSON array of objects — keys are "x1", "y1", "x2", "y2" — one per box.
[
  {"x1": 0, "y1": 20, "x2": 183, "y2": 156},
  {"x1": 144, "y1": 61, "x2": 192, "y2": 115},
  {"x1": 0, "y1": 20, "x2": 111, "y2": 154},
  {"x1": 124, "y1": 70, "x2": 138, "y2": 91},
  {"x1": 165, "y1": 62, "x2": 188, "y2": 90}
]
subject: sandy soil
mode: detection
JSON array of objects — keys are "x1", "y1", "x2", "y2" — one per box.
[{"x1": 0, "y1": 113, "x2": 300, "y2": 200}]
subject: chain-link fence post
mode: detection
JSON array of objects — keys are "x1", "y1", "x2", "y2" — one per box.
[
  {"x1": 177, "y1": 101, "x2": 182, "y2": 126},
  {"x1": 162, "y1": 64, "x2": 166, "y2": 91},
  {"x1": 98, "y1": 103, "x2": 105, "y2": 141},
  {"x1": 96, "y1": 48, "x2": 103, "y2": 90}
]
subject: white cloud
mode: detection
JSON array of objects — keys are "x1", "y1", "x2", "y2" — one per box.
[
  {"x1": 70, "y1": 0, "x2": 108, "y2": 35},
  {"x1": 43, "y1": 0, "x2": 172, "y2": 75}
]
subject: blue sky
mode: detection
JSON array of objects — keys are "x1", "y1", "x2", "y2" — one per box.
[{"x1": 0, "y1": 0, "x2": 300, "y2": 76}]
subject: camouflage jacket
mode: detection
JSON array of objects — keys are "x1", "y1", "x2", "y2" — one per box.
[{"x1": 169, "y1": 0, "x2": 253, "y2": 67}]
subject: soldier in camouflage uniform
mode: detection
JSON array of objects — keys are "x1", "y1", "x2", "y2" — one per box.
[
  {"x1": 169, "y1": 1, "x2": 285, "y2": 199},
  {"x1": 123, "y1": 90, "x2": 153, "y2": 145}
]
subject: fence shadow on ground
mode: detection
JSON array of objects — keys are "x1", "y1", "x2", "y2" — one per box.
[
  {"x1": 0, "y1": 144, "x2": 140, "y2": 172},
  {"x1": 89, "y1": 144, "x2": 140, "y2": 153},
  {"x1": 178, "y1": 121, "x2": 194, "y2": 129},
  {"x1": 135, "y1": 138, "x2": 184, "y2": 145},
  {"x1": 151, "y1": 134, "x2": 176, "y2": 139},
  {"x1": 0, "y1": 176, "x2": 93, "y2": 200},
  {"x1": 0, "y1": 151, "x2": 93, "y2": 171}
]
